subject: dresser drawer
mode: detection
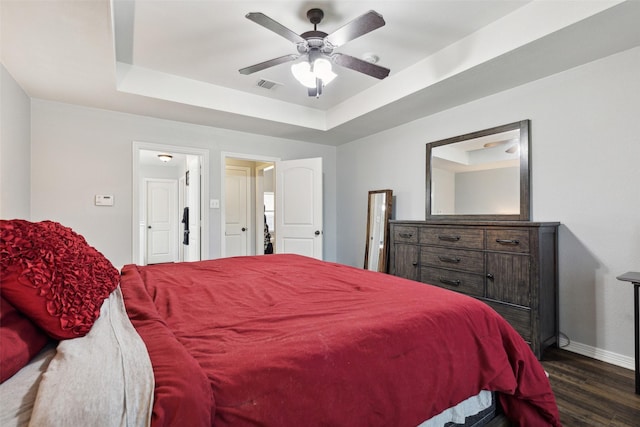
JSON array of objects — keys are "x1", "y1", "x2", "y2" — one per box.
[
  {"x1": 421, "y1": 267, "x2": 484, "y2": 297},
  {"x1": 419, "y1": 227, "x2": 484, "y2": 249},
  {"x1": 486, "y1": 253, "x2": 530, "y2": 307},
  {"x1": 484, "y1": 300, "x2": 532, "y2": 342},
  {"x1": 486, "y1": 229, "x2": 530, "y2": 253},
  {"x1": 421, "y1": 246, "x2": 483, "y2": 273},
  {"x1": 393, "y1": 226, "x2": 418, "y2": 243}
]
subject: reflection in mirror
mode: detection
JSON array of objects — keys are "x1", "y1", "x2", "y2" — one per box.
[
  {"x1": 364, "y1": 189, "x2": 393, "y2": 272},
  {"x1": 426, "y1": 120, "x2": 530, "y2": 221}
]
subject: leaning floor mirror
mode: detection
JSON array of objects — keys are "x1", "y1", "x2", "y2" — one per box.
[{"x1": 364, "y1": 189, "x2": 393, "y2": 273}]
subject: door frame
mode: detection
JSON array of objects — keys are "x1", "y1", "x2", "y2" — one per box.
[
  {"x1": 178, "y1": 175, "x2": 186, "y2": 262},
  {"x1": 254, "y1": 163, "x2": 275, "y2": 256},
  {"x1": 220, "y1": 152, "x2": 279, "y2": 258},
  {"x1": 133, "y1": 141, "x2": 210, "y2": 265}
]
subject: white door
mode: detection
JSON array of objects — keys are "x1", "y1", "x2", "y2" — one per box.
[
  {"x1": 275, "y1": 158, "x2": 323, "y2": 259},
  {"x1": 146, "y1": 179, "x2": 178, "y2": 264},
  {"x1": 225, "y1": 165, "x2": 250, "y2": 257}
]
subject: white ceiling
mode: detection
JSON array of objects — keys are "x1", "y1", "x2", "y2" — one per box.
[{"x1": 2, "y1": 0, "x2": 639, "y2": 145}]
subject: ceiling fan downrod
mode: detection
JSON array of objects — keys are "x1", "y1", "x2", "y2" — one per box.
[{"x1": 307, "y1": 8, "x2": 324, "y2": 31}]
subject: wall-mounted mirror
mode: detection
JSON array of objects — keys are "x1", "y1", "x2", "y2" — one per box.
[
  {"x1": 364, "y1": 189, "x2": 393, "y2": 272},
  {"x1": 426, "y1": 120, "x2": 530, "y2": 221}
]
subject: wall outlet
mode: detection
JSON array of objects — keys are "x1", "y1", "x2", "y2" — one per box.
[{"x1": 210, "y1": 199, "x2": 220, "y2": 209}]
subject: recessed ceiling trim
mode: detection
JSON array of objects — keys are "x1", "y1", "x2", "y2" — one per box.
[
  {"x1": 109, "y1": 0, "x2": 628, "y2": 134},
  {"x1": 116, "y1": 62, "x2": 328, "y2": 130},
  {"x1": 111, "y1": 0, "x2": 134, "y2": 64},
  {"x1": 325, "y1": 0, "x2": 626, "y2": 130}
]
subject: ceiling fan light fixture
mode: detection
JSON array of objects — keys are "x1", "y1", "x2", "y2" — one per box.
[
  {"x1": 291, "y1": 58, "x2": 336, "y2": 90},
  {"x1": 313, "y1": 58, "x2": 336, "y2": 85},
  {"x1": 483, "y1": 141, "x2": 503, "y2": 148},
  {"x1": 505, "y1": 145, "x2": 520, "y2": 154},
  {"x1": 291, "y1": 62, "x2": 317, "y2": 88}
]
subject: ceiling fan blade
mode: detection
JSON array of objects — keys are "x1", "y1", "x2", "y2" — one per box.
[
  {"x1": 239, "y1": 54, "x2": 300, "y2": 75},
  {"x1": 331, "y1": 53, "x2": 390, "y2": 80},
  {"x1": 325, "y1": 10, "x2": 385, "y2": 47},
  {"x1": 245, "y1": 12, "x2": 306, "y2": 44}
]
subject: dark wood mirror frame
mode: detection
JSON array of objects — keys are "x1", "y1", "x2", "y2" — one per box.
[
  {"x1": 426, "y1": 120, "x2": 531, "y2": 221},
  {"x1": 364, "y1": 189, "x2": 393, "y2": 273}
]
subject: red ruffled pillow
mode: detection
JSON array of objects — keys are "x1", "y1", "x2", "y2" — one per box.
[
  {"x1": 0, "y1": 220, "x2": 119, "y2": 340},
  {"x1": 0, "y1": 297, "x2": 50, "y2": 382}
]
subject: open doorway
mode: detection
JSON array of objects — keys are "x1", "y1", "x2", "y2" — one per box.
[
  {"x1": 222, "y1": 153, "x2": 276, "y2": 258},
  {"x1": 133, "y1": 142, "x2": 210, "y2": 265},
  {"x1": 221, "y1": 153, "x2": 324, "y2": 260}
]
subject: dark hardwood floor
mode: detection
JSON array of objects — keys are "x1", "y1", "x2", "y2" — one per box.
[{"x1": 540, "y1": 347, "x2": 640, "y2": 426}]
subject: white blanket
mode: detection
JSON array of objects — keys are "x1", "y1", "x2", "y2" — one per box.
[
  {"x1": 28, "y1": 286, "x2": 154, "y2": 427},
  {"x1": 0, "y1": 345, "x2": 56, "y2": 427}
]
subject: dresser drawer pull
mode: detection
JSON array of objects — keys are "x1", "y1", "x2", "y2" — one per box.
[
  {"x1": 412, "y1": 261, "x2": 418, "y2": 267},
  {"x1": 439, "y1": 277, "x2": 461, "y2": 287},
  {"x1": 399, "y1": 232, "x2": 413, "y2": 238},
  {"x1": 495, "y1": 239, "x2": 520, "y2": 245},
  {"x1": 438, "y1": 235, "x2": 461, "y2": 242},
  {"x1": 438, "y1": 256, "x2": 461, "y2": 264}
]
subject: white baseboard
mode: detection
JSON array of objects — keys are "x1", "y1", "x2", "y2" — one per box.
[{"x1": 558, "y1": 336, "x2": 635, "y2": 371}]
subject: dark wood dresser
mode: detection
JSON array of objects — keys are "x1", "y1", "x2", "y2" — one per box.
[{"x1": 389, "y1": 220, "x2": 559, "y2": 359}]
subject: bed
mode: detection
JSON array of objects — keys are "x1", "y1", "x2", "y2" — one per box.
[{"x1": 0, "y1": 220, "x2": 561, "y2": 426}]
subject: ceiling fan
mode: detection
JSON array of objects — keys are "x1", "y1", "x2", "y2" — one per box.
[
  {"x1": 483, "y1": 138, "x2": 520, "y2": 154},
  {"x1": 239, "y1": 8, "x2": 391, "y2": 97}
]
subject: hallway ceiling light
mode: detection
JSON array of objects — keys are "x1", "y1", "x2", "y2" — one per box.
[{"x1": 158, "y1": 153, "x2": 173, "y2": 162}]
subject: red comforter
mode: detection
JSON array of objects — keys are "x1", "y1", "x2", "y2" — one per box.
[{"x1": 120, "y1": 254, "x2": 560, "y2": 427}]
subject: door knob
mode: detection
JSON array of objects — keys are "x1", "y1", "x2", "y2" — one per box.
[
  {"x1": 147, "y1": 226, "x2": 152, "y2": 229},
  {"x1": 242, "y1": 227, "x2": 247, "y2": 232},
  {"x1": 314, "y1": 230, "x2": 321, "y2": 236}
]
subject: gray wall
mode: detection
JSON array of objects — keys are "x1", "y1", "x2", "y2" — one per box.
[
  {"x1": 29, "y1": 100, "x2": 337, "y2": 268},
  {"x1": 337, "y1": 46, "x2": 640, "y2": 367},
  {"x1": 455, "y1": 167, "x2": 520, "y2": 215},
  {"x1": 1, "y1": 65, "x2": 31, "y2": 219}
]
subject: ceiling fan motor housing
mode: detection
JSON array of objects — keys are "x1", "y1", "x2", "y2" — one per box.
[
  {"x1": 298, "y1": 32, "x2": 333, "y2": 56},
  {"x1": 307, "y1": 8, "x2": 324, "y2": 26},
  {"x1": 300, "y1": 9, "x2": 333, "y2": 56}
]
